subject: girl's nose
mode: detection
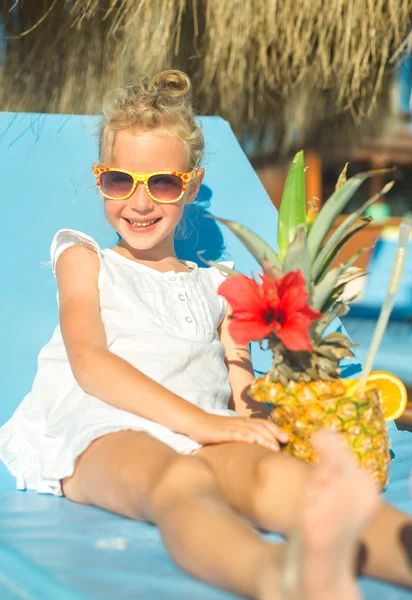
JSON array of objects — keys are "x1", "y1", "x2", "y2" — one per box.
[{"x1": 129, "y1": 182, "x2": 154, "y2": 211}]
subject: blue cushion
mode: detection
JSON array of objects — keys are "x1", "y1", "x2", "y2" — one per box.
[{"x1": 0, "y1": 112, "x2": 411, "y2": 599}]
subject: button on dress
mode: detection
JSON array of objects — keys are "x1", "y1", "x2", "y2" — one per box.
[{"x1": 0, "y1": 229, "x2": 237, "y2": 496}]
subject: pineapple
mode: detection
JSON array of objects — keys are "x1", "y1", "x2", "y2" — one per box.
[
  {"x1": 249, "y1": 374, "x2": 391, "y2": 489},
  {"x1": 210, "y1": 152, "x2": 395, "y2": 489}
]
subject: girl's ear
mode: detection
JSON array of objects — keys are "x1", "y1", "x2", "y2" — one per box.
[{"x1": 186, "y1": 168, "x2": 205, "y2": 204}]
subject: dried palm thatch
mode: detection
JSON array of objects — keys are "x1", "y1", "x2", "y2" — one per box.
[{"x1": 0, "y1": 0, "x2": 411, "y2": 154}]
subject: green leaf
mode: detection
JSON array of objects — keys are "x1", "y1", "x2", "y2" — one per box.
[
  {"x1": 323, "y1": 331, "x2": 354, "y2": 346},
  {"x1": 261, "y1": 258, "x2": 283, "y2": 281},
  {"x1": 342, "y1": 239, "x2": 377, "y2": 271},
  {"x1": 282, "y1": 224, "x2": 311, "y2": 290},
  {"x1": 311, "y1": 181, "x2": 394, "y2": 281},
  {"x1": 211, "y1": 216, "x2": 282, "y2": 269},
  {"x1": 277, "y1": 150, "x2": 306, "y2": 263},
  {"x1": 311, "y1": 266, "x2": 344, "y2": 312},
  {"x1": 335, "y1": 163, "x2": 349, "y2": 190},
  {"x1": 313, "y1": 216, "x2": 372, "y2": 283},
  {"x1": 335, "y1": 267, "x2": 368, "y2": 288},
  {"x1": 204, "y1": 261, "x2": 242, "y2": 278},
  {"x1": 307, "y1": 168, "x2": 393, "y2": 261}
]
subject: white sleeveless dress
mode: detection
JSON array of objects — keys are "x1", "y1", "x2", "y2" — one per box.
[{"x1": 0, "y1": 229, "x2": 237, "y2": 496}]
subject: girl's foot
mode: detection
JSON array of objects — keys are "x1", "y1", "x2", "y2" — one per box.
[{"x1": 280, "y1": 430, "x2": 380, "y2": 600}]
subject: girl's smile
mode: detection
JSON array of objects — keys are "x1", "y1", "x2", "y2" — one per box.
[{"x1": 123, "y1": 216, "x2": 162, "y2": 233}]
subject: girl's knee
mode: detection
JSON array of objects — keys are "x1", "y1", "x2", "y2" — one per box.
[
  {"x1": 253, "y1": 452, "x2": 312, "y2": 501},
  {"x1": 246, "y1": 453, "x2": 313, "y2": 532},
  {"x1": 148, "y1": 455, "x2": 220, "y2": 515}
]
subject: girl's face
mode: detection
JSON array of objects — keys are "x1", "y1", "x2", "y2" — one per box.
[{"x1": 103, "y1": 128, "x2": 204, "y2": 257}]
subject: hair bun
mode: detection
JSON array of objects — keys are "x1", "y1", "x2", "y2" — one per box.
[
  {"x1": 148, "y1": 69, "x2": 191, "y2": 99},
  {"x1": 99, "y1": 69, "x2": 204, "y2": 169}
]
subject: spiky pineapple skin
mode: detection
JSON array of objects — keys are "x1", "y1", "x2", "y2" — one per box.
[{"x1": 249, "y1": 374, "x2": 391, "y2": 489}]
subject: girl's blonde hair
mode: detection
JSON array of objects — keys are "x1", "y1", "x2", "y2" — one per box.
[{"x1": 99, "y1": 70, "x2": 204, "y2": 170}]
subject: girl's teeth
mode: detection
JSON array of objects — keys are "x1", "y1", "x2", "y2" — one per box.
[{"x1": 128, "y1": 219, "x2": 157, "y2": 227}]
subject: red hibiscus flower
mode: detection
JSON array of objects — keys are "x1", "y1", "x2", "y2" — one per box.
[{"x1": 218, "y1": 270, "x2": 322, "y2": 351}]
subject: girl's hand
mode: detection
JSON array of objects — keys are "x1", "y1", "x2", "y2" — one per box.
[{"x1": 188, "y1": 414, "x2": 289, "y2": 452}]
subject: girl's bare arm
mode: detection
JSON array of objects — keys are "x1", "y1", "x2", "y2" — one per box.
[
  {"x1": 56, "y1": 245, "x2": 206, "y2": 435},
  {"x1": 218, "y1": 306, "x2": 271, "y2": 419}
]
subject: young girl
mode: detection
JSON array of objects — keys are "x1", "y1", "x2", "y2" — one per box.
[{"x1": 0, "y1": 69, "x2": 411, "y2": 600}]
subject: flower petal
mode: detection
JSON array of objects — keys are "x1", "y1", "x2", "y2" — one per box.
[
  {"x1": 218, "y1": 275, "x2": 263, "y2": 313},
  {"x1": 299, "y1": 304, "x2": 323, "y2": 322},
  {"x1": 276, "y1": 270, "x2": 309, "y2": 313},
  {"x1": 228, "y1": 318, "x2": 275, "y2": 344},
  {"x1": 277, "y1": 313, "x2": 313, "y2": 351}
]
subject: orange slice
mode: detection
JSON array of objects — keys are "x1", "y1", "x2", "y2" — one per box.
[{"x1": 366, "y1": 371, "x2": 408, "y2": 421}]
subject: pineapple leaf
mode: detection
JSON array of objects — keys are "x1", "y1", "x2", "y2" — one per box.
[
  {"x1": 310, "y1": 265, "x2": 344, "y2": 311},
  {"x1": 210, "y1": 216, "x2": 282, "y2": 269},
  {"x1": 331, "y1": 302, "x2": 351, "y2": 319},
  {"x1": 317, "y1": 345, "x2": 352, "y2": 360},
  {"x1": 327, "y1": 283, "x2": 346, "y2": 309},
  {"x1": 261, "y1": 258, "x2": 283, "y2": 281},
  {"x1": 336, "y1": 267, "x2": 368, "y2": 287},
  {"x1": 311, "y1": 181, "x2": 394, "y2": 281},
  {"x1": 342, "y1": 238, "x2": 377, "y2": 271},
  {"x1": 202, "y1": 260, "x2": 242, "y2": 278},
  {"x1": 335, "y1": 163, "x2": 349, "y2": 190},
  {"x1": 282, "y1": 224, "x2": 311, "y2": 288},
  {"x1": 277, "y1": 150, "x2": 306, "y2": 263},
  {"x1": 313, "y1": 304, "x2": 351, "y2": 337},
  {"x1": 313, "y1": 312, "x2": 338, "y2": 337},
  {"x1": 306, "y1": 196, "x2": 320, "y2": 235},
  {"x1": 307, "y1": 168, "x2": 393, "y2": 261},
  {"x1": 313, "y1": 216, "x2": 372, "y2": 282},
  {"x1": 323, "y1": 331, "x2": 354, "y2": 346}
]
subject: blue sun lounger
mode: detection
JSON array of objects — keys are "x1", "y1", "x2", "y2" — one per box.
[{"x1": 0, "y1": 113, "x2": 411, "y2": 599}]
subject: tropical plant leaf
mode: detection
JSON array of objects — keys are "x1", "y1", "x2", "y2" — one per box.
[
  {"x1": 306, "y1": 196, "x2": 320, "y2": 235},
  {"x1": 311, "y1": 180, "x2": 394, "y2": 280},
  {"x1": 332, "y1": 302, "x2": 351, "y2": 319},
  {"x1": 323, "y1": 331, "x2": 354, "y2": 345},
  {"x1": 323, "y1": 287, "x2": 346, "y2": 312},
  {"x1": 313, "y1": 216, "x2": 372, "y2": 282},
  {"x1": 307, "y1": 168, "x2": 393, "y2": 261},
  {"x1": 342, "y1": 239, "x2": 377, "y2": 271},
  {"x1": 196, "y1": 250, "x2": 243, "y2": 276},
  {"x1": 335, "y1": 162, "x2": 349, "y2": 190},
  {"x1": 203, "y1": 261, "x2": 243, "y2": 278},
  {"x1": 336, "y1": 267, "x2": 368, "y2": 287},
  {"x1": 319, "y1": 240, "x2": 377, "y2": 300},
  {"x1": 210, "y1": 216, "x2": 282, "y2": 269},
  {"x1": 313, "y1": 312, "x2": 337, "y2": 337},
  {"x1": 312, "y1": 303, "x2": 352, "y2": 338},
  {"x1": 282, "y1": 224, "x2": 311, "y2": 290},
  {"x1": 277, "y1": 150, "x2": 306, "y2": 263},
  {"x1": 311, "y1": 265, "x2": 344, "y2": 312},
  {"x1": 261, "y1": 258, "x2": 283, "y2": 281}
]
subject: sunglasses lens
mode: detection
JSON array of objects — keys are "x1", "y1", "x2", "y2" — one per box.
[
  {"x1": 148, "y1": 174, "x2": 184, "y2": 201},
  {"x1": 100, "y1": 170, "x2": 134, "y2": 198}
]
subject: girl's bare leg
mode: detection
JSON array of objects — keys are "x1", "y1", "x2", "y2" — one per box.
[
  {"x1": 198, "y1": 437, "x2": 412, "y2": 589},
  {"x1": 62, "y1": 430, "x2": 282, "y2": 600}
]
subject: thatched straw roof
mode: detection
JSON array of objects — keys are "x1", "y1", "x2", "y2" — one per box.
[{"x1": 0, "y1": 1, "x2": 411, "y2": 154}]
